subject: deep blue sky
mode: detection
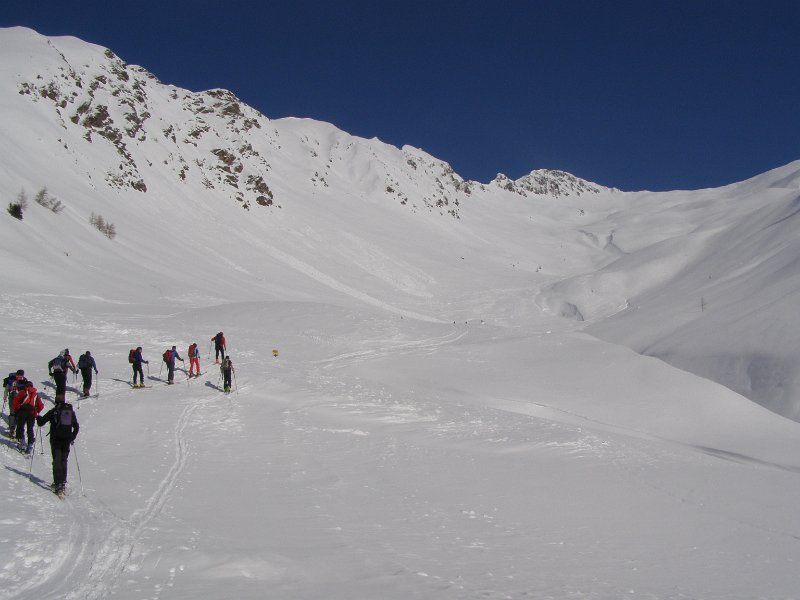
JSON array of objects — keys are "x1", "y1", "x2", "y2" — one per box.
[{"x1": 2, "y1": 1, "x2": 799, "y2": 191}]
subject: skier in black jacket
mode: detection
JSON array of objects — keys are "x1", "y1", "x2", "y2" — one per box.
[
  {"x1": 77, "y1": 351, "x2": 98, "y2": 397},
  {"x1": 48, "y1": 349, "x2": 77, "y2": 400},
  {"x1": 220, "y1": 355, "x2": 234, "y2": 393},
  {"x1": 37, "y1": 399, "x2": 80, "y2": 496}
]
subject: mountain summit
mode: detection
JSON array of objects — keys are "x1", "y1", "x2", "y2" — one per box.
[{"x1": 494, "y1": 169, "x2": 614, "y2": 197}]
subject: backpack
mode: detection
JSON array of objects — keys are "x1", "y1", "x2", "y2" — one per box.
[
  {"x1": 221, "y1": 357, "x2": 232, "y2": 370},
  {"x1": 189, "y1": 343, "x2": 197, "y2": 358},
  {"x1": 20, "y1": 388, "x2": 37, "y2": 408},
  {"x1": 163, "y1": 350, "x2": 172, "y2": 364},
  {"x1": 49, "y1": 355, "x2": 65, "y2": 373},
  {"x1": 77, "y1": 354, "x2": 88, "y2": 369},
  {"x1": 214, "y1": 333, "x2": 223, "y2": 346},
  {"x1": 53, "y1": 403, "x2": 75, "y2": 439},
  {"x1": 10, "y1": 376, "x2": 25, "y2": 394},
  {"x1": 128, "y1": 349, "x2": 136, "y2": 364}
]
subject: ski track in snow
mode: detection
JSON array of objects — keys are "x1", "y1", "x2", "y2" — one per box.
[
  {"x1": 303, "y1": 329, "x2": 625, "y2": 459},
  {"x1": 311, "y1": 329, "x2": 467, "y2": 369},
  {"x1": 1, "y1": 388, "x2": 207, "y2": 600},
  {"x1": 259, "y1": 241, "x2": 446, "y2": 323}
]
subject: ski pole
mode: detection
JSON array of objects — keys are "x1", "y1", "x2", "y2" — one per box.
[
  {"x1": 233, "y1": 369, "x2": 239, "y2": 396},
  {"x1": 39, "y1": 426, "x2": 44, "y2": 455},
  {"x1": 27, "y1": 433, "x2": 36, "y2": 480},
  {"x1": 72, "y1": 442, "x2": 84, "y2": 495}
]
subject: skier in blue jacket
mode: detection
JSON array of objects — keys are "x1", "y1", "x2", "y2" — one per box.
[
  {"x1": 77, "y1": 351, "x2": 98, "y2": 397},
  {"x1": 132, "y1": 347, "x2": 148, "y2": 388},
  {"x1": 165, "y1": 346, "x2": 184, "y2": 384}
]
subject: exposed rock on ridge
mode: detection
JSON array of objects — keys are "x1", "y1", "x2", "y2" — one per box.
[{"x1": 6, "y1": 26, "x2": 607, "y2": 218}]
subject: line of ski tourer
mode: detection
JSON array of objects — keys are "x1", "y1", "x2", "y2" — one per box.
[
  {"x1": 126, "y1": 332, "x2": 235, "y2": 390},
  {"x1": 1, "y1": 332, "x2": 236, "y2": 497}
]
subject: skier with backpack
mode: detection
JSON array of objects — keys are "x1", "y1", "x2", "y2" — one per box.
[
  {"x1": 220, "y1": 355, "x2": 234, "y2": 393},
  {"x1": 48, "y1": 349, "x2": 77, "y2": 400},
  {"x1": 12, "y1": 381, "x2": 44, "y2": 454},
  {"x1": 77, "y1": 351, "x2": 98, "y2": 397},
  {"x1": 211, "y1": 332, "x2": 226, "y2": 363},
  {"x1": 37, "y1": 397, "x2": 79, "y2": 497},
  {"x1": 163, "y1": 346, "x2": 184, "y2": 384},
  {"x1": 188, "y1": 342, "x2": 201, "y2": 378},
  {"x1": 129, "y1": 347, "x2": 148, "y2": 388},
  {"x1": 3, "y1": 369, "x2": 23, "y2": 403},
  {"x1": 3, "y1": 369, "x2": 27, "y2": 437}
]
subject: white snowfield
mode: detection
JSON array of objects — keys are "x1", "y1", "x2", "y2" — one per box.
[{"x1": 1, "y1": 26, "x2": 800, "y2": 599}]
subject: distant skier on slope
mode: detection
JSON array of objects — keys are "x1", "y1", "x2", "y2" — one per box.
[
  {"x1": 77, "y1": 351, "x2": 98, "y2": 397},
  {"x1": 188, "y1": 342, "x2": 201, "y2": 378},
  {"x1": 37, "y1": 397, "x2": 79, "y2": 496},
  {"x1": 130, "y1": 346, "x2": 148, "y2": 388},
  {"x1": 48, "y1": 349, "x2": 76, "y2": 400},
  {"x1": 163, "y1": 345, "x2": 184, "y2": 384},
  {"x1": 12, "y1": 381, "x2": 43, "y2": 454},
  {"x1": 220, "y1": 355, "x2": 234, "y2": 393},
  {"x1": 211, "y1": 332, "x2": 226, "y2": 363}
]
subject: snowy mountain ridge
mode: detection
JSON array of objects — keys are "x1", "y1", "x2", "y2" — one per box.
[{"x1": 3, "y1": 26, "x2": 607, "y2": 226}]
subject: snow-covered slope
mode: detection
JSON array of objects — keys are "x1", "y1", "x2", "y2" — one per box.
[
  {"x1": 2, "y1": 26, "x2": 800, "y2": 600},
  {"x1": 570, "y1": 162, "x2": 800, "y2": 419}
]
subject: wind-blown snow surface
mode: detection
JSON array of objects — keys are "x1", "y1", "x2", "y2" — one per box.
[{"x1": 2, "y1": 26, "x2": 800, "y2": 599}]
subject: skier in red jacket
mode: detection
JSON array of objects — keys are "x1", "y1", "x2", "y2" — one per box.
[
  {"x1": 188, "y1": 342, "x2": 201, "y2": 377},
  {"x1": 13, "y1": 382, "x2": 44, "y2": 454}
]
